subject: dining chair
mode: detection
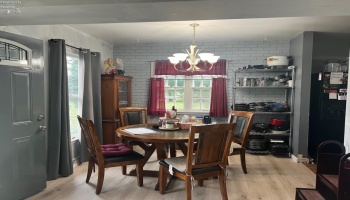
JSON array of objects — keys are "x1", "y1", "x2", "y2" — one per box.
[
  {"x1": 77, "y1": 116, "x2": 144, "y2": 194},
  {"x1": 158, "y1": 123, "x2": 236, "y2": 200},
  {"x1": 119, "y1": 106, "x2": 148, "y2": 174},
  {"x1": 228, "y1": 111, "x2": 255, "y2": 174},
  {"x1": 119, "y1": 106, "x2": 148, "y2": 127}
]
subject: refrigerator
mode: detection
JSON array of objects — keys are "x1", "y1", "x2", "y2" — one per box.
[{"x1": 308, "y1": 72, "x2": 347, "y2": 161}]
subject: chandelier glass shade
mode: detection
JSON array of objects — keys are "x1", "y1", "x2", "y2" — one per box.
[{"x1": 168, "y1": 23, "x2": 220, "y2": 72}]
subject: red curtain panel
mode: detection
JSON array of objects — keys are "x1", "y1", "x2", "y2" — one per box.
[
  {"x1": 148, "y1": 78, "x2": 166, "y2": 115},
  {"x1": 155, "y1": 59, "x2": 226, "y2": 75},
  {"x1": 210, "y1": 77, "x2": 228, "y2": 117}
]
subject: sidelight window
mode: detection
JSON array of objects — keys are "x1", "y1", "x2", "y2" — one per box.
[{"x1": 67, "y1": 53, "x2": 81, "y2": 139}]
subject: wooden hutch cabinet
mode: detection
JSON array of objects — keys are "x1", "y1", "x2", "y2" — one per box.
[{"x1": 101, "y1": 74, "x2": 132, "y2": 144}]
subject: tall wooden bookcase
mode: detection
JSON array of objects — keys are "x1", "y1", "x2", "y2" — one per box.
[{"x1": 101, "y1": 74, "x2": 132, "y2": 144}]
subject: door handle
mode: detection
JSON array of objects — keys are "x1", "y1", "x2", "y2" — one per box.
[
  {"x1": 37, "y1": 115, "x2": 45, "y2": 121},
  {"x1": 38, "y1": 126, "x2": 47, "y2": 131}
]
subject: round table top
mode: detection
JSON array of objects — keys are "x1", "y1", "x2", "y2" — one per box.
[{"x1": 116, "y1": 123, "x2": 190, "y2": 143}]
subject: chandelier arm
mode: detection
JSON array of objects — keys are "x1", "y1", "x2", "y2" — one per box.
[
  {"x1": 195, "y1": 48, "x2": 200, "y2": 57},
  {"x1": 168, "y1": 23, "x2": 218, "y2": 72},
  {"x1": 188, "y1": 65, "x2": 205, "y2": 72},
  {"x1": 173, "y1": 61, "x2": 188, "y2": 71},
  {"x1": 173, "y1": 62, "x2": 182, "y2": 71},
  {"x1": 205, "y1": 62, "x2": 214, "y2": 71}
]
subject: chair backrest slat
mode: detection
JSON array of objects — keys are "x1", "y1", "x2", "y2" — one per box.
[
  {"x1": 119, "y1": 107, "x2": 148, "y2": 127},
  {"x1": 77, "y1": 116, "x2": 103, "y2": 161},
  {"x1": 228, "y1": 111, "x2": 254, "y2": 146},
  {"x1": 186, "y1": 123, "x2": 235, "y2": 174}
]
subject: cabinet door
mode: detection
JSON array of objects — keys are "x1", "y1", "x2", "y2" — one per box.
[
  {"x1": 102, "y1": 121, "x2": 119, "y2": 144},
  {"x1": 117, "y1": 79, "x2": 130, "y2": 108}
]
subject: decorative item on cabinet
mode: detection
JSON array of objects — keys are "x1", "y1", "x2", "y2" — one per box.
[
  {"x1": 101, "y1": 74, "x2": 132, "y2": 144},
  {"x1": 103, "y1": 58, "x2": 125, "y2": 75}
]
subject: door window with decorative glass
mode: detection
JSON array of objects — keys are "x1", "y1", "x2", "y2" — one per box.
[{"x1": 164, "y1": 75, "x2": 212, "y2": 112}]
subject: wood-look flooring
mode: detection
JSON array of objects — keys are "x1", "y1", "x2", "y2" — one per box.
[{"x1": 27, "y1": 151, "x2": 316, "y2": 200}]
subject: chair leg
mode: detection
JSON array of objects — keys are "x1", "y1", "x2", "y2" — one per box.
[
  {"x1": 198, "y1": 179, "x2": 204, "y2": 187},
  {"x1": 86, "y1": 160, "x2": 94, "y2": 183},
  {"x1": 185, "y1": 177, "x2": 192, "y2": 200},
  {"x1": 219, "y1": 170, "x2": 228, "y2": 200},
  {"x1": 95, "y1": 165, "x2": 105, "y2": 195},
  {"x1": 122, "y1": 166, "x2": 127, "y2": 175},
  {"x1": 136, "y1": 163, "x2": 143, "y2": 187},
  {"x1": 240, "y1": 149, "x2": 247, "y2": 174},
  {"x1": 158, "y1": 165, "x2": 168, "y2": 194},
  {"x1": 122, "y1": 141, "x2": 135, "y2": 175}
]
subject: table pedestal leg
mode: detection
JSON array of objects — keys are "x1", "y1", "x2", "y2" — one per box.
[
  {"x1": 176, "y1": 142, "x2": 188, "y2": 155},
  {"x1": 128, "y1": 142, "x2": 157, "y2": 177},
  {"x1": 169, "y1": 143, "x2": 176, "y2": 157}
]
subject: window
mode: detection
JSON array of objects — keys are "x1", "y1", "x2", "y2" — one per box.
[
  {"x1": 67, "y1": 53, "x2": 80, "y2": 139},
  {"x1": 0, "y1": 38, "x2": 32, "y2": 67},
  {"x1": 164, "y1": 75, "x2": 212, "y2": 112}
]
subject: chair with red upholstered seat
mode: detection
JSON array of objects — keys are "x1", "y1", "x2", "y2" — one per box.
[{"x1": 77, "y1": 115, "x2": 144, "y2": 194}]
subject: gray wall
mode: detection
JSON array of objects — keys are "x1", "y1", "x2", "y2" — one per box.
[
  {"x1": 289, "y1": 32, "x2": 313, "y2": 158},
  {"x1": 312, "y1": 32, "x2": 350, "y2": 73},
  {"x1": 0, "y1": 25, "x2": 113, "y2": 66},
  {"x1": 114, "y1": 41, "x2": 290, "y2": 124}
]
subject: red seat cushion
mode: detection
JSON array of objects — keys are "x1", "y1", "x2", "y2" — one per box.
[{"x1": 100, "y1": 143, "x2": 133, "y2": 157}]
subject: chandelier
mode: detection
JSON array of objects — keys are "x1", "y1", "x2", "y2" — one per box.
[{"x1": 168, "y1": 23, "x2": 220, "y2": 72}]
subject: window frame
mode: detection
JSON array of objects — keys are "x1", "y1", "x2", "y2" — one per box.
[
  {"x1": 0, "y1": 38, "x2": 32, "y2": 68},
  {"x1": 163, "y1": 75, "x2": 213, "y2": 113},
  {"x1": 66, "y1": 51, "x2": 81, "y2": 140}
]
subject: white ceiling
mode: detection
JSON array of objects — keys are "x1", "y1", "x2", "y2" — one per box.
[{"x1": 2, "y1": 0, "x2": 350, "y2": 44}]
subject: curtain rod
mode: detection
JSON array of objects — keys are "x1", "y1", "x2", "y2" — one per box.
[
  {"x1": 50, "y1": 39, "x2": 94, "y2": 54},
  {"x1": 65, "y1": 44, "x2": 83, "y2": 51},
  {"x1": 65, "y1": 44, "x2": 91, "y2": 54}
]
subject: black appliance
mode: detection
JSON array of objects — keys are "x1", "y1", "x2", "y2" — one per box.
[
  {"x1": 308, "y1": 72, "x2": 347, "y2": 161},
  {"x1": 203, "y1": 115, "x2": 212, "y2": 124}
]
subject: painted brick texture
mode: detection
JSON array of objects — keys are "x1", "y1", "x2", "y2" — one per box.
[{"x1": 113, "y1": 40, "x2": 290, "y2": 121}]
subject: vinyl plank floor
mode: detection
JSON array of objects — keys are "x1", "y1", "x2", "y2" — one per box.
[{"x1": 27, "y1": 151, "x2": 316, "y2": 200}]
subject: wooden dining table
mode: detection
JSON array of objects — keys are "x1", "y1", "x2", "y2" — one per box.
[{"x1": 116, "y1": 123, "x2": 191, "y2": 177}]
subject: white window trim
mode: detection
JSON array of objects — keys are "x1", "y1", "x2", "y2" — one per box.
[{"x1": 150, "y1": 62, "x2": 226, "y2": 114}]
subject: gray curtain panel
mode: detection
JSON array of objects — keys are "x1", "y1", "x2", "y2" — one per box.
[
  {"x1": 79, "y1": 50, "x2": 103, "y2": 162},
  {"x1": 47, "y1": 39, "x2": 73, "y2": 180},
  {"x1": 91, "y1": 52, "x2": 103, "y2": 143}
]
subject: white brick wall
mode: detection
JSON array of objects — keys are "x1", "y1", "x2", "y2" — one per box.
[{"x1": 113, "y1": 40, "x2": 290, "y2": 120}]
